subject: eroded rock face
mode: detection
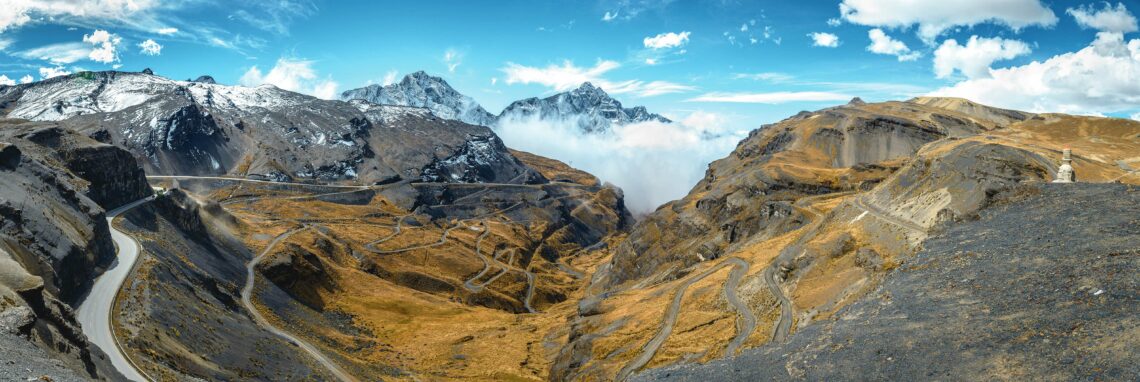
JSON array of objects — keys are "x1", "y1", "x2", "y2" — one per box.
[
  {"x1": 600, "y1": 99, "x2": 1010, "y2": 290},
  {"x1": 0, "y1": 119, "x2": 148, "y2": 381}
]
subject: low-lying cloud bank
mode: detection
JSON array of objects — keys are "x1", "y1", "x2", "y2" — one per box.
[{"x1": 495, "y1": 113, "x2": 743, "y2": 214}]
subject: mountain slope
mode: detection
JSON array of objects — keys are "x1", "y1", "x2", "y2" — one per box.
[
  {"x1": 499, "y1": 82, "x2": 671, "y2": 133},
  {"x1": 0, "y1": 70, "x2": 540, "y2": 186},
  {"x1": 636, "y1": 183, "x2": 1140, "y2": 381},
  {"x1": 551, "y1": 97, "x2": 1140, "y2": 380},
  {"x1": 339, "y1": 71, "x2": 497, "y2": 127}
]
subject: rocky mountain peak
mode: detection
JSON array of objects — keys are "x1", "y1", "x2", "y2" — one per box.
[
  {"x1": 339, "y1": 71, "x2": 497, "y2": 127},
  {"x1": 499, "y1": 81, "x2": 671, "y2": 133}
]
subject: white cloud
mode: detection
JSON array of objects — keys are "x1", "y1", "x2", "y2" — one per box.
[
  {"x1": 1132, "y1": 112, "x2": 1140, "y2": 121},
  {"x1": 602, "y1": 11, "x2": 618, "y2": 22},
  {"x1": 39, "y1": 66, "x2": 71, "y2": 80},
  {"x1": 0, "y1": 75, "x2": 15, "y2": 86},
  {"x1": 501, "y1": 59, "x2": 694, "y2": 97},
  {"x1": 239, "y1": 58, "x2": 339, "y2": 99},
  {"x1": 382, "y1": 70, "x2": 398, "y2": 86},
  {"x1": 645, "y1": 58, "x2": 657, "y2": 65},
  {"x1": 840, "y1": 0, "x2": 1057, "y2": 43},
  {"x1": 933, "y1": 36, "x2": 1030, "y2": 79},
  {"x1": 0, "y1": 38, "x2": 12, "y2": 51},
  {"x1": 83, "y1": 29, "x2": 121, "y2": 64},
  {"x1": 16, "y1": 42, "x2": 89, "y2": 64},
  {"x1": 687, "y1": 91, "x2": 853, "y2": 104},
  {"x1": 0, "y1": 0, "x2": 159, "y2": 33},
  {"x1": 740, "y1": 23, "x2": 748, "y2": 32},
  {"x1": 867, "y1": 28, "x2": 921, "y2": 61},
  {"x1": 827, "y1": 18, "x2": 842, "y2": 27},
  {"x1": 931, "y1": 32, "x2": 1140, "y2": 115},
  {"x1": 1067, "y1": 2, "x2": 1138, "y2": 33},
  {"x1": 156, "y1": 27, "x2": 179, "y2": 35},
  {"x1": 733, "y1": 72, "x2": 794, "y2": 82},
  {"x1": 809, "y1": 32, "x2": 840, "y2": 47},
  {"x1": 19, "y1": 75, "x2": 33, "y2": 84},
  {"x1": 644, "y1": 31, "x2": 690, "y2": 49},
  {"x1": 138, "y1": 39, "x2": 162, "y2": 55},
  {"x1": 495, "y1": 112, "x2": 741, "y2": 213},
  {"x1": 443, "y1": 48, "x2": 462, "y2": 73},
  {"x1": 490, "y1": 77, "x2": 498, "y2": 86}
]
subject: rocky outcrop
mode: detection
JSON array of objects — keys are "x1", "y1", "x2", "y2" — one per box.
[{"x1": 0, "y1": 119, "x2": 148, "y2": 380}]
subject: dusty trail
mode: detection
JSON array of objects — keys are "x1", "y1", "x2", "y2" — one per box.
[
  {"x1": 851, "y1": 196, "x2": 926, "y2": 233},
  {"x1": 722, "y1": 258, "x2": 755, "y2": 355},
  {"x1": 240, "y1": 226, "x2": 358, "y2": 382},
  {"x1": 763, "y1": 266, "x2": 793, "y2": 343},
  {"x1": 615, "y1": 257, "x2": 745, "y2": 381}
]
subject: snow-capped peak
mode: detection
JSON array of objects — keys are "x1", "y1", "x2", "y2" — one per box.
[
  {"x1": 338, "y1": 71, "x2": 496, "y2": 127},
  {"x1": 498, "y1": 81, "x2": 671, "y2": 133}
]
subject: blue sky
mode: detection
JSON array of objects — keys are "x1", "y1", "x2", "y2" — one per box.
[{"x1": 3, "y1": 0, "x2": 1140, "y2": 130}]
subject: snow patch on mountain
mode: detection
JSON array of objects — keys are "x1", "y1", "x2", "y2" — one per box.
[
  {"x1": 497, "y1": 82, "x2": 672, "y2": 134},
  {"x1": 339, "y1": 71, "x2": 496, "y2": 126}
]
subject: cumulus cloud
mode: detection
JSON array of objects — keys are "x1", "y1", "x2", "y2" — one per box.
[
  {"x1": 687, "y1": 91, "x2": 853, "y2": 104},
  {"x1": 19, "y1": 75, "x2": 33, "y2": 84},
  {"x1": 1067, "y1": 2, "x2": 1138, "y2": 33},
  {"x1": 602, "y1": 11, "x2": 618, "y2": 22},
  {"x1": 933, "y1": 36, "x2": 1030, "y2": 79},
  {"x1": 138, "y1": 39, "x2": 162, "y2": 55},
  {"x1": 239, "y1": 58, "x2": 339, "y2": 99},
  {"x1": 495, "y1": 113, "x2": 741, "y2": 213},
  {"x1": 930, "y1": 32, "x2": 1140, "y2": 115},
  {"x1": 39, "y1": 66, "x2": 71, "y2": 80},
  {"x1": 1132, "y1": 112, "x2": 1140, "y2": 121},
  {"x1": 840, "y1": 0, "x2": 1057, "y2": 43},
  {"x1": 0, "y1": 75, "x2": 15, "y2": 86},
  {"x1": 827, "y1": 18, "x2": 842, "y2": 27},
  {"x1": 809, "y1": 32, "x2": 840, "y2": 47},
  {"x1": 501, "y1": 59, "x2": 694, "y2": 97},
  {"x1": 156, "y1": 27, "x2": 178, "y2": 35},
  {"x1": 644, "y1": 31, "x2": 690, "y2": 49},
  {"x1": 867, "y1": 28, "x2": 921, "y2": 61},
  {"x1": 83, "y1": 29, "x2": 121, "y2": 64}
]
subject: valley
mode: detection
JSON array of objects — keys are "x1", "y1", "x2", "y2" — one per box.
[{"x1": 0, "y1": 69, "x2": 1137, "y2": 382}]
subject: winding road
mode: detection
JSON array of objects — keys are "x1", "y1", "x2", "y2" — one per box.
[
  {"x1": 851, "y1": 196, "x2": 926, "y2": 233},
  {"x1": 763, "y1": 266, "x2": 793, "y2": 343},
  {"x1": 615, "y1": 257, "x2": 748, "y2": 381},
  {"x1": 722, "y1": 258, "x2": 755, "y2": 355},
  {"x1": 76, "y1": 197, "x2": 155, "y2": 382},
  {"x1": 240, "y1": 226, "x2": 359, "y2": 382}
]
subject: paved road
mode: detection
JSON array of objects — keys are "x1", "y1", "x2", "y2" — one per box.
[
  {"x1": 75, "y1": 197, "x2": 155, "y2": 382},
  {"x1": 722, "y1": 258, "x2": 755, "y2": 355},
  {"x1": 763, "y1": 266, "x2": 793, "y2": 343},
  {"x1": 615, "y1": 258, "x2": 745, "y2": 381},
  {"x1": 146, "y1": 175, "x2": 370, "y2": 189},
  {"x1": 240, "y1": 226, "x2": 359, "y2": 382}
]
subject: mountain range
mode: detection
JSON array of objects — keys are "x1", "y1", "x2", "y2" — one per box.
[
  {"x1": 0, "y1": 68, "x2": 1137, "y2": 382},
  {"x1": 339, "y1": 71, "x2": 670, "y2": 133}
]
